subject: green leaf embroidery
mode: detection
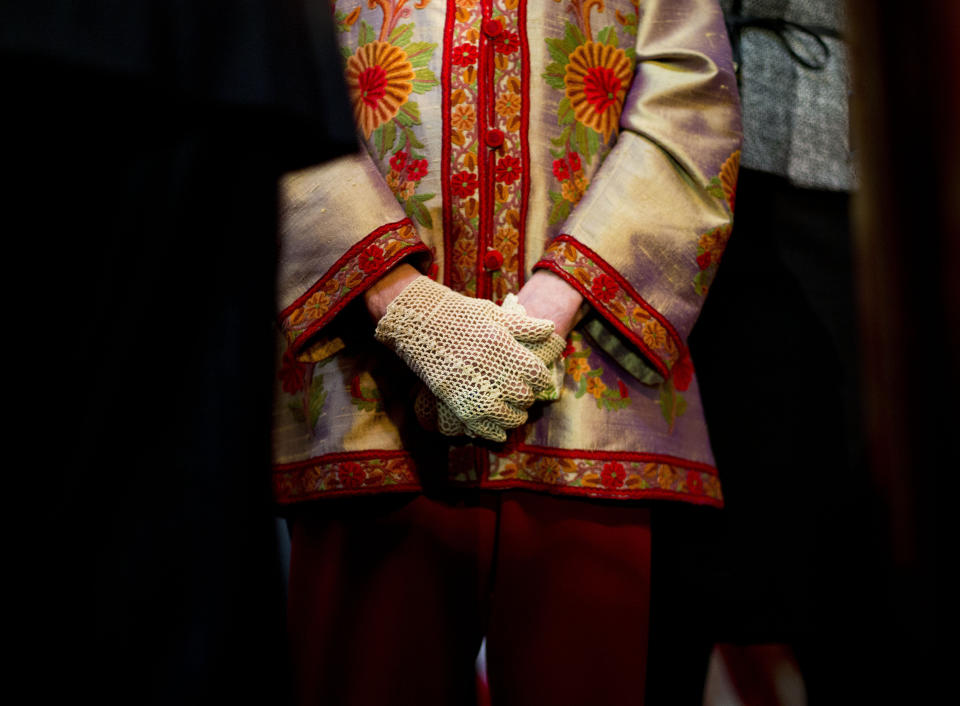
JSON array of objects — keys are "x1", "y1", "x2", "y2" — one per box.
[
  {"x1": 388, "y1": 23, "x2": 414, "y2": 47},
  {"x1": 380, "y1": 120, "x2": 397, "y2": 160},
  {"x1": 586, "y1": 125, "x2": 600, "y2": 157},
  {"x1": 549, "y1": 147, "x2": 567, "y2": 160},
  {"x1": 543, "y1": 61, "x2": 568, "y2": 78},
  {"x1": 550, "y1": 124, "x2": 572, "y2": 146},
  {"x1": 405, "y1": 197, "x2": 433, "y2": 228},
  {"x1": 545, "y1": 38, "x2": 572, "y2": 66},
  {"x1": 706, "y1": 177, "x2": 725, "y2": 200},
  {"x1": 398, "y1": 101, "x2": 422, "y2": 125},
  {"x1": 358, "y1": 20, "x2": 376, "y2": 47},
  {"x1": 412, "y1": 68, "x2": 439, "y2": 93},
  {"x1": 563, "y1": 22, "x2": 586, "y2": 53},
  {"x1": 557, "y1": 98, "x2": 575, "y2": 126},
  {"x1": 659, "y1": 381, "x2": 675, "y2": 425},
  {"x1": 402, "y1": 125, "x2": 425, "y2": 149},
  {"x1": 548, "y1": 193, "x2": 572, "y2": 225},
  {"x1": 288, "y1": 401, "x2": 305, "y2": 423},
  {"x1": 308, "y1": 375, "x2": 327, "y2": 430},
  {"x1": 543, "y1": 73, "x2": 566, "y2": 90},
  {"x1": 340, "y1": 45, "x2": 353, "y2": 61},
  {"x1": 597, "y1": 26, "x2": 618, "y2": 47},
  {"x1": 405, "y1": 42, "x2": 437, "y2": 68}
]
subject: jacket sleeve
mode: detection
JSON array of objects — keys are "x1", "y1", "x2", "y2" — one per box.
[
  {"x1": 276, "y1": 150, "x2": 431, "y2": 357},
  {"x1": 533, "y1": 0, "x2": 741, "y2": 380}
]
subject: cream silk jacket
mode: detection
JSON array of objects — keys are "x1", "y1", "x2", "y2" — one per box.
[{"x1": 272, "y1": 0, "x2": 742, "y2": 507}]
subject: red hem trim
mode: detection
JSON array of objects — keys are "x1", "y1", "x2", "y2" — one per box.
[
  {"x1": 513, "y1": 443, "x2": 718, "y2": 475},
  {"x1": 477, "y1": 478, "x2": 723, "y2": 507},
  {"x1": 273, "y1": 449, "x2": 413, "y2": 473}
]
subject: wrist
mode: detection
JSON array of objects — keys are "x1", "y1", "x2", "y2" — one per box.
[{"x1": 364, "y1": 263, "x2": 423, "y2": 322}]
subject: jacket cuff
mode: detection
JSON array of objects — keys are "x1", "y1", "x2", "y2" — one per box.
[
  {"x1": 534, "y1": 234, "x2": 684, "y2": 378},
  {"x1": 278, "y1": 218, "x2": 428, "y2": 355}
]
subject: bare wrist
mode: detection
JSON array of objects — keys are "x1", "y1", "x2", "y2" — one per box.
[{"x1": 364, "y1": 263, "x2": 422, "y2": 322}]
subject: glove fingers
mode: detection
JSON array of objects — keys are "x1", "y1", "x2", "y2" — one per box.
[
  {"x1": 495, "y1": 310, "x2": 556, "y2": 343},
  {"x1": 500, "y1": 378, "x2": 535, "y2": 409},
  {"x1": 465, "y1": 418, "x2": 508, "y2": 443},
  {"x1": 526, "y1": 333, "x2": 567, "y2": 366},
  {"x1": 437, "y1": 400, "x2": 467, "y2": 436}
]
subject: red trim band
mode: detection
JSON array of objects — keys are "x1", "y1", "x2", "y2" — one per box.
[
  {"x1": 514, "y1": 443, "x2": 719, "y2": 475},
  {"x1": 278, "y1": 219, "x2": 426, "y2": 355}
]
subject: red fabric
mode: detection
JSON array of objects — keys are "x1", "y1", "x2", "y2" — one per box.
[{"x1": 287, "y1": 492, "x2": 651, "y2": 706}]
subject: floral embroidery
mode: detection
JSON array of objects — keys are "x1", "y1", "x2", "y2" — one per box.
[
  {"x1": 536, "y1": 235, "x2": 682, "y2": 376},
  {"x1": 564, "y1": 330, "x2": 631, "y2": 411},
  {"x1": 707, "y1": 149, "x2": 740, "y2": 213},
  {"x1": 484, "y1": 446, "x2": 723, "y2": 506},
  {"x1": 600, "y1": 461, "x2": 626, "y2": 488},
  {"x1": 279, "y1": 220, "x2": 424, "y2": 353},
  {"x1": 279, "y1": 348, "x2": 309, "y2": 395},
  {"x1": 658, "y1": 347, "x2": 694, "y2": 432},
  {"x1": 273, "y1": 452, "x2": 419, "y2": 503},
  {"x1": 494, "y1": 155, "x2": 523, "y2": 184},
  {"x1": 693, "y1": 223, "x2": 732, "y2": 296},
  {"x1": 543, "y1": 2, "x2": 637, "y2": 224},
  {"x1": 444, "y1": 0, "x2": 527, "y2": 299},
  {"x1": 339, "y1": 1, "x2": 440, "y2": 228},
  {"x1": 565, "y1": 42, "x2": 632, "y2": 139},
  {"x1": 283, "y1": 356, "x2": 333, "y2": 434}
]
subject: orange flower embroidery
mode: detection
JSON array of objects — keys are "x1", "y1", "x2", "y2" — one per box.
[
  {"x1": 566, "y1": 356, "x2": 591, "y2": 382},
  {"x1": 346, "y1": 41, "x2": 414, "y2": 138},
  {"x1": 495, "y1": 91, "x2": 521, "y2": 117},
  {"x1": 565, "y1": 42, "x2": 633, "y2": 139},
  {"x1": 641, "y1": 320, "x2": 668, "y2": 351},
  {"x1": 303, "y1": 291, "x2": 331, "y2": 321},
  {"x1": 720, "y1": 150, "x2": 740, "y2": 211},
  {"x1": 451, "y1": 103, "x2": 476, "y2": 131},
  {"x1": 586, "y1": 376, "x2": 607, "y2": 399}
]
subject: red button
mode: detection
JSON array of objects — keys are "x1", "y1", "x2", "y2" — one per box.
[
  {"x1": 483, "y1": 249, "x2": 504, "y2": 271},
  {"x1": 485, "y1": 128, "x2": 505, "y2": 148},
  {"x1": 482, "y1": 19, "x2": 503, "y2": 38}
]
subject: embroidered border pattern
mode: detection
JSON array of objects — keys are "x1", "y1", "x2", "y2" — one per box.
[
  {"x1": 278, "y1": 219, "x2": 426, "y2": 354},
  {"x1": 442, "y1": 0, "x2": 526, "y2": 300},
  {"x1": 534, "y1": 234, "x2": 683, "y2": 376},
  {"x1": 487, "y1": 445, "x2": 722, "y2": 506},
  {"x1": 273, "y1": 451, "x2": 421, "y2": 503}
]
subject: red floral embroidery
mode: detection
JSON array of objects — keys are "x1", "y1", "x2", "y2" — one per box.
[
  {"x1": 600, "y1": 461, "x2": 626, "y2": 489},
  {"x1": 406, "y1": 158, "x2": 429, "y2": 181},
  {"x1": 591, "y1": 273, "x2": 619, "y2": 302},
  {"x1": 452, "y1": 170, "x2": 479, "y2": 197},
  {"x1": 451, "y1": 43, "x2": 478, "y2": 66},
  {"x1": 494, "y1": 31, "x2": 521, "y2": 55},
  {"x1": 696, "y1": 251, "x2": 712, "y2": 270},
  {"x1": 562, "y1": 339, "x2": 575, "y2": 358},
  {"x1": 672, "y1": 350, "x2": 694, "y2": 392},
  {"x1": 357, "y1": 65, "x2": 388, "y2": 108},
  {"x1": 617, "y1": 379, "x2": 629, "y2": 398},
  {"x1": 338, "y1": 462, "x2": 366, "y2": 489},
  {"x1": 494, "y1": 155, "x2": 522, "y2": 184},
  {"x1": 389, "y1": 150, "x2": 408, "y2": 171},
  {"x1": 279, "y1": 348, "x2": 307, "y2": 394},
  {"x1": 567, "y1": 151, "x2": 581, "y2": 172},
  {"x1": 358, "y1": 244, "x2": 385, "y2": 273},
  {"x1": 553, "y1": 158, "x2": 570, "y2": 181},
  {"x1": 583, "y1": 66, "x2": 623, "y2": 115}
]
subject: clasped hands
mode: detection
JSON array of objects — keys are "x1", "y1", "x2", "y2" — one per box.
[{"x1": 367, "y1": 264, "x2": 583, "y2": 442}]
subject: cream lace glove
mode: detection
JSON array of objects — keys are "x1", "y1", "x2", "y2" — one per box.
[
  {"x1": 414, "y1": 294, "x2": 567, "y2": 438},
  {"x1": 375, "y1": 276, "x2": 557, "y2": 442}
]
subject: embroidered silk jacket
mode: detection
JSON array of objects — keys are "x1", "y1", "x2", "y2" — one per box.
[{"x1": 272, "y1": 0, "x2": 742, "y2": 507}]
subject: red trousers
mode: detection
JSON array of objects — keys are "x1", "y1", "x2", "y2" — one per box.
[{"x1": 287, "y1": 491, "x2": 652, "y2": 706}]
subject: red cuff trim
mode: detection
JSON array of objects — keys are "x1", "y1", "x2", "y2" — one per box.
[
  {"x1": 273, "y1": 450, "x2": 421, "y2": 504},
  {"x1": 279, "y1": 219, "x2": 427, "y2": 354},
  {"x1": 534, "y1": 234, "x2": 684, "y2": 377}
]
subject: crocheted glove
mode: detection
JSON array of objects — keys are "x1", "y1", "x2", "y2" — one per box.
[
  {"x1": 375, "y1": 276, "x2": 556, "y2": 442},
  {"x1": 413, "y1": 294, "x2": 567, "y2": 438}
]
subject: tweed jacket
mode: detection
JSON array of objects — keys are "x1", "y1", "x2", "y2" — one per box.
[{"x1": 271, "y1": 0, "x2": 742, "y2": 508}]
